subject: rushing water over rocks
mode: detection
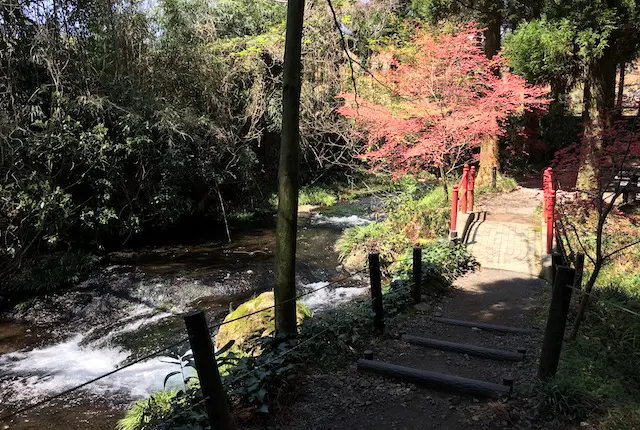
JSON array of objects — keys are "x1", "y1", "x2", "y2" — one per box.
[{"x1": 0, "y1": 202, "x2": 375, "y2": 429}]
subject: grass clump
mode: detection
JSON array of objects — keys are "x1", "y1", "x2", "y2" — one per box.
[
  {"x1": 269, "y1": 185, "x2": 338, "y2": 208},
  {"x1": 475, "y1": 173, "x2": 518, "y2": 196},
  {"x1": 337, "y1": 185, "x2": 448, "y2": 268}
]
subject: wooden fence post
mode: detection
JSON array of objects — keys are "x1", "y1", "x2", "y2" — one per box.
[
  {"x1": 551, "y1": 252, "x2": 564, "y2": 284},
  {"x1": 491, "y1": 166, "x2": 497, "y2": 189},
  {"x1": 184, "y1": 310, "x2": 235, "y2": 430},
  {"x1": 412, "y1": 247, "x2": 422, "y2": 304},
  {"x1": 574, "y1": 253, "x2": 585, "y2": 290},
  {"x1": 369, "y1": 253, "x2": 384, "y2": 332},
  {"x1": 538, "y1": 266, "x2": 575, "y2": 380}
]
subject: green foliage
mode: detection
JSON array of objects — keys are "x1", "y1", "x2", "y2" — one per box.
[
  {"x1": 3, "y1": 251, "x2": 95, "y2": 297},
  {"x1": 543, "y1": 214, "x2": 640, "y2": 427},
  {"x1": 269, "y1": 186, "x2": 338, "y2": 208},
  {"x1": 298, "y1": 187, "x2": 338, "y2": 207},
  {"x1": 117, "y1": 387, "x2": 207, "y2": 430},
  {"x1": 538, "y1": 376, "x2": 600, "y2": 421},
  {"x1": 392, "y1": 240, "x2": 477, "y2": 283},
  {"x1": 337, "y1": 184, "x2": 449, "y2": 265},
  {"x1": 504, "y1": 18, "x2": 580, "y2": 87}
]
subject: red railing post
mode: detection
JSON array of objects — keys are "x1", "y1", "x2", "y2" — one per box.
[
  {"x1": 468, "y1": 166, "x2": 476, "y2": 212},
  {"x1": 546, "y1": 190, "x2": 555, "y2": 254},
  {"x1": 543, "y1": 167, "x2": 552, "y2": 219},
  {"x1": 450, "y1": 185, "x2": 459, "y2": 239},
  {"x1": 543, "y1": 167, "x2": 554, "y2": 254},
  {"x1": 460, "y1": 164, "x2": 469, "y2": 214}
]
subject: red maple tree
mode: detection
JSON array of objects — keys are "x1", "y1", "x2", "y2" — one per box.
[{"x1": 338, "y1": 23, "x2": 549, "y2": 182}]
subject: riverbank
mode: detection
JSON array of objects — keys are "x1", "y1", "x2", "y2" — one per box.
[{"x1": 0, "y1": 199, "x2": 376, "y2": 429}]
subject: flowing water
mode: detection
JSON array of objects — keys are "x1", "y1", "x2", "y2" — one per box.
[{"x1": 0, "y1": 202, "x2": 375, "y2": 429}]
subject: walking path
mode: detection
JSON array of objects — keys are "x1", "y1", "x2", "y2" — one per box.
[
  {"x1": 274, "y1": 185, "x2": 557, "y2": 430},
  {"x1": 464, "y1": 187, "x2": 543, "y2": 276}
]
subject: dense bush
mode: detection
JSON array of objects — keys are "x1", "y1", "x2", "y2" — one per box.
[{"x1": 1, "y1": 0, "x2": 381, "y2": 292}]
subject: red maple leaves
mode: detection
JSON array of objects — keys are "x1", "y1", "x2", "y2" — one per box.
[{"x1": 338, "y1": 23, "x2": 549, "y2": 175}]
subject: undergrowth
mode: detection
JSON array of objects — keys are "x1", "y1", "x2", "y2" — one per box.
[
  {"x1": 2, "y1": 251, "x2": 95, "y2": 302},
  {"x1": 539, "y1": 226, "x2": 640, "y2": 428},
  {"x1": 336, "y1": 184, "x2": 449, "y2": 266},
  {"x1": 474, "y1": 173, "x2": 518, "y2": 196}
]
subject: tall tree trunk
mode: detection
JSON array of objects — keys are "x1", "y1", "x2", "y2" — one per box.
[
  {"x1": 577, "y1": 47, "x2": 617, "y2": 190},
  {"x1": 477, "y1": 135, "x2": 500, "y2": 186},
  {"x1": 616, "y1": 62, "x2": 625, "y2": 116},
  {"x1": 483, "y1": 8, "x2": 501, "y2": 60},
  {"x1": 477, "y1": 5, "x2": 502, "y2": 186},
  {"x1": 550, "y1": 79, "x2": 568, "y2": 111},
  {"x1": 275, "y1": 0, "x2": 305, "y2": 337}
]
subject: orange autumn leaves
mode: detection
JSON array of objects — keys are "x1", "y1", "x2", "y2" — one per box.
[{"x1": 338, "y1": 24, "x2": 549, "y2": 174}]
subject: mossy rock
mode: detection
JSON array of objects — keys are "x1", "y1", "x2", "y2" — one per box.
[{"x1": 215, "y1": 291, "x2": 311, "y2": 355}]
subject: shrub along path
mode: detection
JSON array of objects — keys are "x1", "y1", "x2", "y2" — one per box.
[{"x1": 267, "y1": 185, "x2": 566, "y2": 429}]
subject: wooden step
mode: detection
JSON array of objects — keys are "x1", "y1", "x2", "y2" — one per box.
[
  {"x1": 431, "y1": 317, "x2": 536, "y2": 334},
  {"x1": 357, "y1": 359, "x2": 512, "y2": 398},
  {"x1": 403, "y1": 334, "x2": 525, "y2": 361}
]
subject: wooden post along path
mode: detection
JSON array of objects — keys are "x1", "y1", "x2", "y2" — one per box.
[
  {"x1": 538, "y1": 266, "x2": 575, "y2": 380},
  {"x1": 369, "y1": 253, "x2": 384, "y2": 332},
  {"x1": 184, "y1": 310, "x2": 235, "y2": 430}
]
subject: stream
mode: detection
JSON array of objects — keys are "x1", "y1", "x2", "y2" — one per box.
[{"x1": 0, "y1": 201, "x2": 375, "y2": 429}]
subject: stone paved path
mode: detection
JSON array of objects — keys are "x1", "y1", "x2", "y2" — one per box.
[{"x1": 464, "y1": 187, "x2": 543, "y2": 276}]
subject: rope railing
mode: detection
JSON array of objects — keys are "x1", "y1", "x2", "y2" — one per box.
[
  {"x1": 540, "y1": 254, "x2": 640, "y2": 380},
  {"x1": 206, "y1": 267, "x2": 369, "y2": 332},
  {"x1": 0, "y1": 335, "x2": 193, "y2": 422},
  {"x1": 1, "y1": 248, "x2": 430, "y2": 427},
  {"x1": 0, "y1": 267, "x2": 380, "y2": 421},
  {"x1": 566, "y1": 283, "x2": 640, "y2": 319}
]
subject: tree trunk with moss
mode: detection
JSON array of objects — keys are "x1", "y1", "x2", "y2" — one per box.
[{"x1": 275, "y1": 0, "x2": 305, "y2": 337}]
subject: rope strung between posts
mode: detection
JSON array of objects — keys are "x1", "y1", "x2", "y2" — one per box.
[
  {"x1": 565, "y1": 283, "x2": 640, "y2": 319},
  {"x1": 206, "y1": 267, "x2": 369, "y2": 332},
  {"x1": 0, "y1": 335, "x2": 193, "y2": 422},
  {"x1": 1, "y1": 252, "x2": 420, "y2": 422}
]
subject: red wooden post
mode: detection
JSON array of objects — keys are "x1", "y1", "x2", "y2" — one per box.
[
  {"x1": 546, "y1": 190, "x2": 555, "y2": 254},
  {"x1": 460, "y1": 164, "x2": 469, "y2": 214},
  {"x1": 468, "y1": 166, "x2": 476, "y2": 212},
  {"x1": 450, "y1": 185, "x2": 459, "y2": 239},
  {"x1": 543, "y1": 167, "x2": 553, "y2": 220}
]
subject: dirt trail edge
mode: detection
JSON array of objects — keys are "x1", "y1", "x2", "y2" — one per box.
[{"x1": 264, "y1": 187, "x2": 566, "y2": 430}]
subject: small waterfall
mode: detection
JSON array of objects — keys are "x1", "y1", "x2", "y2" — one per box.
[{"x1": 0, "y1": 306, "x2": 191, "y2": 406}]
